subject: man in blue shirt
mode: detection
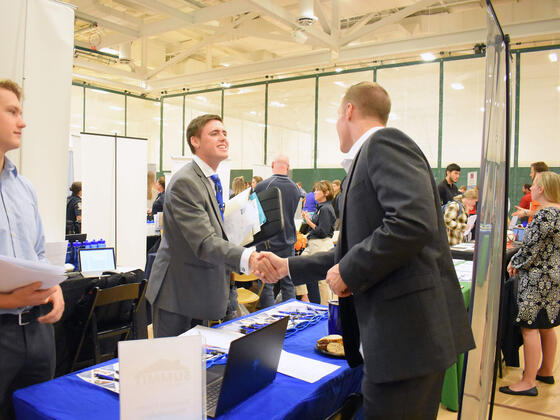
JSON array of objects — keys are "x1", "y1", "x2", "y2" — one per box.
[
  {"x1": 254, "y1": 155, "x2": 301, "y2": 307},
  {"x1": 0, "y1": 80, "x2": 64, "y2": 419}
]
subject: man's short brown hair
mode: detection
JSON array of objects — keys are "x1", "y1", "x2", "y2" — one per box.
[
  {"x1": 531, "y1": 161, "x2": 549, "y2": 174},
  {"x1": 0, "y1": 79, "x2": 23, "y2": 101},
  {"x1": 343, "y1": 81, "x2": 391, "y2": 124},
  {"x1": 186, "y1": 114, "x2": 223, "y2": 154}
]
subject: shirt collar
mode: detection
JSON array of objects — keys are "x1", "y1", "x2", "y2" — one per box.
[
  {"x1": 192, "y1": 155, "x2": 216, "y2": 178},
  {"x1": 1, "y1": 156, "x2": 18, "y2": 177},
  {"x1": 340, "y1": 126, "x2": 384, "y2": 173}
]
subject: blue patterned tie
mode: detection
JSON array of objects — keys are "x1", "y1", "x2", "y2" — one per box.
[{"x1": 210, "y1": 174, "x2": 225, "y2": 220}]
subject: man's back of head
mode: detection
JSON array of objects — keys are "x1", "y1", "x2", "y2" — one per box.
[
  {"x1": 272, "y1": 154, "x2": 290, "y2": 175},
  {"x1": 343, "y1": 81, "x2": 391, "y2": 125}
]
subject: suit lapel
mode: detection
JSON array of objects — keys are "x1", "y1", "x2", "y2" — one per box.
[
  {"x1": 336, "y1": 145, "x2": 364, "y2": 260},
  {"x1": 191, "y1": 161, "x2": 227, "y2": 235}
]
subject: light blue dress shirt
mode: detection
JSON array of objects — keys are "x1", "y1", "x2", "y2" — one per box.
[{"x1": 0, "y1": 157, "x2": 46, "y2": 314}]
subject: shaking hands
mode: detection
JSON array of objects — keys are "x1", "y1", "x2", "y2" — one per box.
[
  {"x1": 248, "y1": 252, "x2": 352, "y2": 298},
  {"x1": 248, "y1": 251, "x2": 289, "y2": 284}
]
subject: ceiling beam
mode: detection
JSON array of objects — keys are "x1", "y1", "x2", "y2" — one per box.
[
  {"x1": 72, "y1": 72, "x2": 149, "y2": 94},
  {"x1": 148, "y1": 49, "x2": 333, "y2": 91},
  {"x1": 313, "y1": 0, "x2": 331, "y2": 35},
  {"x1": 146, "y1": 12, "x2": 258, "y2": 79},
  {"x1": 75, "y1": 11, "x2": 140, "y2": 38},
  {"x1": 340, "y1": 0, "x2": 439, "y2": 46},
  {"x1": 74, "y1": 58, "x2": 146, "y2": 81},
  {"x1": 245, "y1": 0, "x2": 337, "y2": 49},
  {"x1": 331, "y1": 0, "x2": 340, "y2": 41},
  {"x1": 90, "y1": 1, "x2": 142, "y2": 27}
]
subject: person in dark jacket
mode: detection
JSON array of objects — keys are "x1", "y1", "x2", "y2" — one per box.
[
  {"x1": 150, "y1": 176, "x2": 165, "y2": 216},
  {"x1": 66, "y1": 181, "x2": 82, "y2": 234}
]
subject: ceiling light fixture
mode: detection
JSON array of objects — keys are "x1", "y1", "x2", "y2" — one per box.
[
  {"x1": 335, "y1": 67, "x2": 343, "y2": 73},
  {"x1": 221, "y1": 82, "x2": 231, "y2": 88},
  {"x1": 451, "y1": 83, "x2": 464, "y2": 90},
  {"x1": 549, "y1": 53, "x2": 558, "y2": 62},
  {"x1": 420, "y1": 52, "x2": 436, "y2": 61}
]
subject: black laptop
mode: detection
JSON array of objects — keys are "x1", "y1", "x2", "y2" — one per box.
[{"x1": 206, "y1": 316, "x2": 289, "y2": 418}]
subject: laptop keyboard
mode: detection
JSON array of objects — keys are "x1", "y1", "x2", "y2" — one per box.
[{"x1": 206, "y1": 377, "x2": 223, "y2": 414}]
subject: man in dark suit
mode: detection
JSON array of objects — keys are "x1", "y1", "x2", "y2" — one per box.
[
  {"x1": 258, "y1": 82, "x2": 475, "y2": 419},
  {"x1": 146, "y1": 114, "x2": 263, "y2": 337}
]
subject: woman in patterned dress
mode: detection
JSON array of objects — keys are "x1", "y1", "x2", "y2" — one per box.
[{"x1": 500, "y1": 171, "x2": 560, "y2": 396}]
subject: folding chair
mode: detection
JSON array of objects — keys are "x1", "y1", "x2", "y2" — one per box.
[
  {"x1": 232, "y1": 272, "x2": 263, "y2": 313},
  {"x1": 70, "y1": 279, "x2": 147, "y2": 371}
]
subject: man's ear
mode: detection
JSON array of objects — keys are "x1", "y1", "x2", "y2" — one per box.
[
  {"x1": 190, "y1": 136, "x2": 199, "y2": 150},
  {"x1": 346, "y1": 102, "x2": 354, "y2": 120}
]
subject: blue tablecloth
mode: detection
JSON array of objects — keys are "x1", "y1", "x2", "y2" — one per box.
[{"x1": 13, "y1": 301, "x2": 363, "y2": 420}]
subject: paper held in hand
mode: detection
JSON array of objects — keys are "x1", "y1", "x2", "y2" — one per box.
[
  {"x1": 223, "y1": 188, "x2": 262, "y2": 246},
  {"x1": 0, "y1": 255, "x2": 66, "y2": 293}
]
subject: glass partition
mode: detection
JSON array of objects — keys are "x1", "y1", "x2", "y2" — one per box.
[
  {"x1": 377, "y1": 63, "x2": 439, "y2": 167},
  {"x1": 267, "y1": 78, "x2": 315, "y2": 168},
  {"x1": 442, "y1": 58, "x2": 486, "y2": 167},
  {"x1": 223, "y1": 85, "x2": 265, "y2": 169},
  {"x1": 518, "y1": 48, "x2": 560, "y2": 166},
  {"x1": 317, "y1": 70, "x2": 374, "y2": 167},
  {"x1": 127, "y1": 97, "x2": 161, "y2": 166},
  {"x1": 161, "y1": 96, "x2": 184, "y2": 171},
  {"x1": 84, "y1": 88, "x2": 125, "y2": 135}
]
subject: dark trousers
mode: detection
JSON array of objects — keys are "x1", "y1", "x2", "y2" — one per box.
[
  {"x1": 0, "y1": 321, "x2": 55, "y2": 420},
  {"x1": 362, "y1": 369, "x2": 446, "y2": 420},
  {"x1": 152, "y1": 306, "x2": 206, "y2": 338},
  {"x1": 259, "y1": 246, "x2": 296, "y2": 308}
]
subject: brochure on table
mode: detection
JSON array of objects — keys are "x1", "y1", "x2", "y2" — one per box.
[{"x1": 118, "y1": 335, "x2": 205, "y2": 420}]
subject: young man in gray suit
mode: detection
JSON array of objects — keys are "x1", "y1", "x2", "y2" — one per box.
[
  {"x1": 146, "y1": 114, "x2": 265, "y2": 337},
  {"x1": 258, "y1": 82, "x2": 475, "y2": 419}
]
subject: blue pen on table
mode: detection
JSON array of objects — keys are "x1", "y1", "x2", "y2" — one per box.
[{"x1": 95, "y1": 373, "x2": 118, "y2": 382}]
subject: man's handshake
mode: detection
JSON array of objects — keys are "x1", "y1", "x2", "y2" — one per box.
[{"x1": 248, "y1": 251, "x2": 289, "y2": 284}]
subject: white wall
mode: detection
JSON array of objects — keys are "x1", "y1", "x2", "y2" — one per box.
[{"x1": 0, "y1": 0, "x2": 74, "y2": 242}]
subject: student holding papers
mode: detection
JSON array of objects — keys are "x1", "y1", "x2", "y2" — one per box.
[{"x1": 0, "y1": 80, "x2": 65, "y2": 419}]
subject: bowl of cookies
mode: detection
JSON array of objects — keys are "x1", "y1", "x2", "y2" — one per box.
[{"x1": 316, "y1": 334, "x2": 345, "y2": 358}]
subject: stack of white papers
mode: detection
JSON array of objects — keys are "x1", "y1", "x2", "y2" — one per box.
[{"x1": 0, "y1": 255, "x2": 66, "y2": 292}]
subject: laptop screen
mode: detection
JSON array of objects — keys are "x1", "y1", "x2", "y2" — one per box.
[{"x1": 79, "y1": 248, "x2": 116, "y2": 272}]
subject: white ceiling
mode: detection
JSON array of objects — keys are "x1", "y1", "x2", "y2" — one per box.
[{"x1": 68, "y1": 0, "x2": 560, "y2": 95}]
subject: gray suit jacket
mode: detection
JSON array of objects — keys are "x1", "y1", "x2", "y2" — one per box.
[
  {"x1": 289, "y1": 127, "x2": 475, "y2": 383},
  {"x1": 145, "y1": 161, "x2": 245, "y2": 320}
]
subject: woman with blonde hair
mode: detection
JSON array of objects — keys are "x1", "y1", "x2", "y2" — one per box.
[
  {"x1": 231, "y1": 176, "x2": 246, "y2": 197},
  {"x1": 443, "y1": 189, "x2": 478, "y2": 245},
  {"x1": 500, "y1": 171, "x2": 560, "y2": 396},
  {"x1": 295, "y1": 180, "x2": 336, "y2": 304}
]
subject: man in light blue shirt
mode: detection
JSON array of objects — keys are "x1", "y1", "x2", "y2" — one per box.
[{"x1": 0, "y1": 79, "x2": 64, "y2": 419}]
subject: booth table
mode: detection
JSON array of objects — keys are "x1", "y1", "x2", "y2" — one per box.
[
  {"x1": 440, "y1": 280, "x2": 472, "y2": 412},
  {"x1": 13, "y1": 303, "x2": 363, "y2": 420}
]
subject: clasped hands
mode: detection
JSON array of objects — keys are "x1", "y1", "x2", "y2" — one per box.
[{"x1": 249, "y1": 252, "x2": 351, "y2": 297}]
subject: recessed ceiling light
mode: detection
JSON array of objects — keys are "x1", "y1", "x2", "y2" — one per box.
[
  {"x1": 221, "y1": 82, "x2": 231, "y2": 88},
  {"x1": 222, "y1": 63, "x2": 231, "y2": 67},
  {"x1": 270, "y1": 101, "x2": 286, "y2": 108},
  {"x1": 480, "y1": 107, "x2": 485, "y2": 112},
  {"x1": 549, "y1": 53, "x2": 558, "y2": 62},
  {"x1": 334, "y1": 81, "x2": 346, "y2": 88},
  {"x1": 335, "y1": 67, "x2": 343, "y2": 73},
  {"x1": 451, "y1": 83, "x2": 464, "y2": 90},
  {"x1": 325, "y1": 118, "x2": 337, "y2": 124},
  {"x1": 420, "y1": 52, "x2": 436, "y2": 61},
  {"x1": 389, "y1": 113, "x2": 399, "y2": 120},
  {"x1": 557, "y1": 85, "x2": 560, "y2": 92},
  {"x1": 196, "y1": 96, "x2": 207, "y2": 102},
  {"x1": 249, "y1": 111, "x2": 257, "y2": 115}
]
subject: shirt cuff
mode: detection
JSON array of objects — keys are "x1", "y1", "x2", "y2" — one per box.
[{"x1": 240, "y1": 247, "x2": 256, "y2": 274}]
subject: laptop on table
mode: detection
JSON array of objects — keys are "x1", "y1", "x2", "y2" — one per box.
[
  {"x1": 206, "y1": 316, "x2": 289, "y2": 418},
  {"x1": 78, "y1": 247, "x2": 117, "y2": 277}
]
